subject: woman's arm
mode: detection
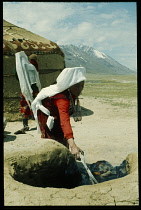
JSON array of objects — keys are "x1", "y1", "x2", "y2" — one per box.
[
  {"x1": 54, "y1": 98, "x2": 82, "y2": 158},
  {"x1": 54, "y1": 98, "x2": 73, "y2": 140},
  {"x1": 67, "y1": 138, "x2": 82, "y2": 159}
]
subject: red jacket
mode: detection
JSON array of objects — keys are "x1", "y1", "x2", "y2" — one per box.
[
  {"x1": 41, "y1": 90, "x2": 74, "y2": 140},
  {"x1": 53, "y1": 94, "x2": 73, "y2": 140}
]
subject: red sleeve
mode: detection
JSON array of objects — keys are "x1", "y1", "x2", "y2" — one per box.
[
  {"x1": 54, "y1": 98, "x2": 74, "y2": 140},
  {"x1": 30, "y1": 60, "x2": 39, "y2": 72}
]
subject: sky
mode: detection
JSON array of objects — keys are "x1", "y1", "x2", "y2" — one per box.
[{"x1": 3, "y1": 2, "x2": 137, "y2": 71}]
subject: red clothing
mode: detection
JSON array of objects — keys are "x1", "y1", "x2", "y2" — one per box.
[
  {"x1": 30, "y1": 60, "x2": 39, "y2": 72},
  {"x1": 54, "y1": 96, "x2": 73, "y2": 140},
  {"x1": 20, "y1": 91, "x2": 38, "y2": 118},
  {"x1": 37, "y1": 90, "x2": 74, "y2": 144}
]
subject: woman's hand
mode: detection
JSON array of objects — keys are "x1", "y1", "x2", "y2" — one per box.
[{"x1": 67, "y1": 138, "x2": 82, "y2": 160}]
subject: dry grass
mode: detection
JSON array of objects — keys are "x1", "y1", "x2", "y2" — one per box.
[{"x1": 82, "y1": 73, "x2": 137, "y2": 108}]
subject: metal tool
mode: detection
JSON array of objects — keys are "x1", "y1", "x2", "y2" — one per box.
[{"x1": 80, "y1": 151, "x2": 98, "y2": 184}]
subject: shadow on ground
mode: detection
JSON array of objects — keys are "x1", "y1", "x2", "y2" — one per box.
[
  {"x1": 81, "y1": 106, "x2": 94, "y2": 116},
  {"x1": 4, "y1": 131, "x2": 16, "y2": 142}
]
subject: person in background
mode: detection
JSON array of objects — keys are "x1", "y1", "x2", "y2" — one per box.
[
  {"x1": 14, "y1": 51, "x2": 41, "y2": 134},
  {"x1": 31, "y1": 67, "x2": 86, "y2": 159},
  {"x1": 29, "y1": 54, "x2": 39, "y2": 72}
]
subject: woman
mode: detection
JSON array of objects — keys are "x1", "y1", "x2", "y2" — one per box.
[
  {"x1": 31, "y1": 67, "x2": 86, "y2": 159},
  {"x1": 29, "y1": 54, "x2": 39, "y2": 72},
  {"x1": 14, "y1": 51, "x2": 41, "y2": 133}
]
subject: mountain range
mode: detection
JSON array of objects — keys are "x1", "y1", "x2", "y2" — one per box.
[{"x1": 59, "y1": 44, "x2": 135, "y2": 75}]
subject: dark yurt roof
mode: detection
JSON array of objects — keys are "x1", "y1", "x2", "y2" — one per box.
[{"x1": 3, "y1": 19, "x2": 64, "y2": 56}]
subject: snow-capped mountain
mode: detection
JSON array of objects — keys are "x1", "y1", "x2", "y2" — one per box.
[{"x1": 59, "y1": 44, "x2": 135, "y2": 75}]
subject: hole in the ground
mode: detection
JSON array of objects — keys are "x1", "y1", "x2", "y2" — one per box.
[{"x1": 10, "y1": 153, "x2": 128, "y2": 189}]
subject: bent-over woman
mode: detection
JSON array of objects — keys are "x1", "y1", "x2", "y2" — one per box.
[{"x1": 31, "y1": 67, "x2": 86, "y2": 159}]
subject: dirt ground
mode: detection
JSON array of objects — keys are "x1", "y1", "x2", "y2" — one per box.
[
  {"x1": 4, "y1": 95, "x2": 137, "y2": 163},
  {"x1": 4, "y1": 95, "x2": 138, "y2": 206}
]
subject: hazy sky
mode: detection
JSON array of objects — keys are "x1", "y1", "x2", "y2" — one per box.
[{"x1": 3, "y1": 2, "x2": 137, "y2": 71}]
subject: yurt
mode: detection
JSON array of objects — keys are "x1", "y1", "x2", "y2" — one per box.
[{"x1": 3, "y1": 19, "x2": 65, "y2": 121}]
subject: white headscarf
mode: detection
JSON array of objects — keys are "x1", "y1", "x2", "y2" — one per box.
[
  {"x1": 31, "y1": 67, "x2": 86, "y2": 132},
  {"x1": 15, "y1": 51, "x2": 41, "y2": 108}
]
